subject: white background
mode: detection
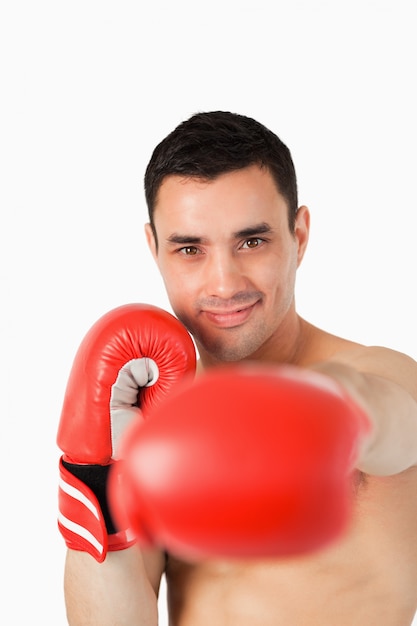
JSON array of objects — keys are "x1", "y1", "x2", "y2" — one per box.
[{"x1": 1, "y1": 1, "x2": 416, "y2": 624}]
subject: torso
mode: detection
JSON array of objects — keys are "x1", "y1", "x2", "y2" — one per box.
[
  {"x1": 165, "y1": 467, "x2": 417, "y2": 625},
  {"x1": 161, "y1": 321, "x2": 417, "y2": 625}
]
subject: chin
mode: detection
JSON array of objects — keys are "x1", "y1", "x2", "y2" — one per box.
[{"x1": 200, "y1": 338, "x2": 265, "y2": 364}]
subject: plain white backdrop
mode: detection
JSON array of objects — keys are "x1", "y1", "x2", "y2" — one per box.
[{"x1": 1, "y1": 1, "x2": 416, "y2": 623}]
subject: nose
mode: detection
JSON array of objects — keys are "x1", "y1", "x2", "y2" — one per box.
[{"x1": 204, "y1": 249, "x2": 248, "y2": 300}]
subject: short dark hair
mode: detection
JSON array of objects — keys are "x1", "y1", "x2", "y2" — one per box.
[{"x1": 144, "y1": 111, "x2": 298, "y2": 242}]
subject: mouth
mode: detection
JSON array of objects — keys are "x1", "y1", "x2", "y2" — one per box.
[{"x1": 202, "y1": 302, "x2": 259, "y2": 328}]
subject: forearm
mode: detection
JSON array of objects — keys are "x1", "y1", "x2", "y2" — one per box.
[
  {"x1": 64, "y1": 547, "x2": 160, "y2": 626},
  {"x1": 311, "y1": 361, "x2": 417, "y2": 476}
]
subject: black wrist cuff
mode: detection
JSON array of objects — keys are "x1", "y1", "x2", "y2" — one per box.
[{"x1": 61, "y1": 460, "x2": 118, "y2": 535}]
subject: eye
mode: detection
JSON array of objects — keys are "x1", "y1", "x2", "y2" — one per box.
[
  {"x1": 242, "y1": 238, "x2": 263, "y2": 249},
  {"x1": 179, "y1": 246, "x2": 200, "y2": 256}
]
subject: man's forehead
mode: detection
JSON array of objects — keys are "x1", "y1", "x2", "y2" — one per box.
[
  {"x1": 156, "y1": 165, "x2": 278, "y2": 198},
  {"x1": 156, "y1": 168, "x2": 286, "y2": 213},
  {"x1": 151, "y1": 166, "x2": 291, "y2": 246}
]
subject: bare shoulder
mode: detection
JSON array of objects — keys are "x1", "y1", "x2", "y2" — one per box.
[
  {"x1": 330, "y1": 343, "x2": 417, "y2": 378},
  {"x1": 330, "y1": 344, "x2": 417, "y2": 400},
  {"x1": 301, "y1": 320, "x2": 417, "y2": 399}
]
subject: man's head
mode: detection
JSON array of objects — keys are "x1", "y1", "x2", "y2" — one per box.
[
  {"x1": 145, "y1": 111, "x2": 299, "y2": 248},
  {"x1": 144, "y1": 111, "x2": 309, "y2": 366}
]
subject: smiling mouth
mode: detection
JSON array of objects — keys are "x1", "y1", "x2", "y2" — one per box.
[{"x1": 202, "y1": 302, "x2": 258, "y2": 328}]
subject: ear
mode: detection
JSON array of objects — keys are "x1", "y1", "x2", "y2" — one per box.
[
  {"x1": 145, "y1": 223, "x2": 158, "y2": 261},
  {"x1": 294, "y1": 205, "x2": 310, "y2": 267}
]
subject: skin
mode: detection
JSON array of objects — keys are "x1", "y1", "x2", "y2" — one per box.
[
  {"x1": 64, "y1": 165, "x2": 417, "y2": 625},
  {"x1": 146, "y1": 166, "x2": 309, "y2": 366}
]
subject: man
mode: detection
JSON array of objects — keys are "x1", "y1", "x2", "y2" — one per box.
[{"x1": 60, "y1": 111, "x2": 417, "y2": 625}]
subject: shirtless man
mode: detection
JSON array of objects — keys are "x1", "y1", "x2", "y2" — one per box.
[{"x1": 59, "y1": 111, "x2": 417, "y2": 625}]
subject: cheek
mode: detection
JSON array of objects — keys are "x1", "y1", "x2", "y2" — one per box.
[
  {"x1": 254, "y1": 256, "x2": 287, "y2": 287},
  {"x1": 260, "y1": 253, "x2": 297, "y2": 297},
  {"x1": 160, "y1": 265, "x2": 196, "y2": 310}
]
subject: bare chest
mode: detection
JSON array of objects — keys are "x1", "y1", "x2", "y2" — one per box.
[{"x1": 165, "y1": 470, "x2": 417, "y2": 626}]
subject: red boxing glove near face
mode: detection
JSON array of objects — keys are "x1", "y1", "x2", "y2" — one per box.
[
  {"x1": 57, "y1": 303, "x2": 196, "y2": 562},
  {"x1": 109, "y1": 363, "x2": 371, "y2": 561}
]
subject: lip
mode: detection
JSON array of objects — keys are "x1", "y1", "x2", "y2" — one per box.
[{"x1": 202, "y1": 302, "x2": 258, "y2": 328}]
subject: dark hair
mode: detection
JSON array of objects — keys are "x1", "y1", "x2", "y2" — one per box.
[{"x1": 144, "y1": 111, "x2": 298, "y2": 242}]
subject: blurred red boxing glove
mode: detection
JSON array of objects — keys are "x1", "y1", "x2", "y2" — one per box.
[
  {"x1": 108, "y1": 363, "x2": 371, "y2": 561},
  {"x1": 57, "y1": 303, "x2": 196, "y2": 562}
]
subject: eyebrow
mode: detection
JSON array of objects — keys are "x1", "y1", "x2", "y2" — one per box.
[
  {"x1": 167, "y1": 234, "x2": 205, "y2": 245},
  {"x1": 166, "y1": 222, "x2": 274, "y2": 246},
  {"x1": 233, "y1": 222, "x2": 274, "y2": 239}
]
